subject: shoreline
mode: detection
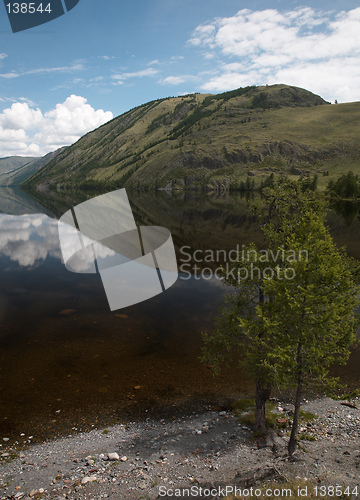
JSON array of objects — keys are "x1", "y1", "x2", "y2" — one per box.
[{"x1": 1, "y1": 396, "x2": 359, "y2": 499}]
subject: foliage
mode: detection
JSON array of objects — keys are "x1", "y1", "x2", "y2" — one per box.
[
  {"x1": 327, "y1": 171, "x2": 360, "y2": 199},
  {"x1": 299, "y1": 174, "x2": 318, "y2": 192},
  {"x1": 259, "y1": 173, "x2": 275, "y2": 191},
  {"x1": 202, "y1": 180, "x2": 359, "y2": 453}
]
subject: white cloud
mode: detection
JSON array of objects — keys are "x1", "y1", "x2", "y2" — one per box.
[
  {"x1": 159, "y1": 75, "x2": 188, "y2": 85},
  {"x1": 0, "y1": 53, "x2": 7, "y2": 61},
  {"x1": 189, "y1": 7, "x2": 360, "y2": 102},
  {"x1": 0, "y1": 63, "x2": 83, "y2": 80},
  {"x1": 0, "y1": 102, "x2": 43, "y2": 130},
  {"x1": 0, "y1": 72, "x2": 20, "y2": 79},
  {"x1": 0, "y1": 95, "x2": 113, "y2": 157},
  {"x1": 25, "y1": 63, "x2": 84, "y2": 76},
  {"x1": 112, "y1": 67, "x2": 159, "y2": 84}
]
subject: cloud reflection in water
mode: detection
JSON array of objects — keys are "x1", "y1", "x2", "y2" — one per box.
[{"x1": 0, "y1": 213, "x2": 114, "y2": 270}]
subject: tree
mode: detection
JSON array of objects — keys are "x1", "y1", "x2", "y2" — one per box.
[
  {"x1": 202, "y1": 181, "x2": 319, "y2": 434},
  {"x1": 201, "y1": 243, "x2": 280, "y2": 434},
  {"x1": 327, "y1": 171, "x2": 360, "y2": 199},
  {"x1": 201, "y1": 180, "x2": 359, "y2": 452},
  {"x1": 261, "y1": 209, "x2": 359, "y2": 455}
]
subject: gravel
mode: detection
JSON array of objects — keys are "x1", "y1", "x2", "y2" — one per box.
[{"x1": 1, "y1": 397, "x2": 359, "y2": 499}]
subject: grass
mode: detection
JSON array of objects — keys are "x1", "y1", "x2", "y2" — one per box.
[
  {"x1": 298, "y1": 432, "x2": 316, "y2": 441},
  {"x1": 230, "y1": 399, "x2": 318, "y2": 435},
  {"x1": 231, "y1": 399, "x2": 281, "y2": 430}
]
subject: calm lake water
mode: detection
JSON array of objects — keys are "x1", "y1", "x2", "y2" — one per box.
[{"x1": 0, "y1": 188, "x2": 360, "y2": 442}]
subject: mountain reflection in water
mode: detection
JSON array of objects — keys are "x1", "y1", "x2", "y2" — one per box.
[{"x1": 0, "y1": 188, "x2": 359, "y2": 442}]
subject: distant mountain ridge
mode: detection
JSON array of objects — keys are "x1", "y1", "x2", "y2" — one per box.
[
  {"x1": 0, "y1": 156, "x2": 37, "y2": 176},
  {"x1": 22, "y1": 84, "x2": 360, "y2": 192},
  {"x1": 0, "y1": 148, "x2": 66, "y2": 187}
]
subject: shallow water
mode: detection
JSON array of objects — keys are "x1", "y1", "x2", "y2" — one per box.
[{"x1": 0, "y1": 189, "x2": 359, "y2": 442}]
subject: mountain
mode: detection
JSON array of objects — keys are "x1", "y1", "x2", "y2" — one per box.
[
  {"x1": 0, "y1": 156, "x2": 38, "y2": 176},
  {"x1": 0, "y1": 148, "x2": 66, "y2": 187},
  {"x1": 22, "y1": 84, "x2": 360, "y2": 193}
]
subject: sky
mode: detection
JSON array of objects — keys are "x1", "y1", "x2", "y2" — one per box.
[{"x1": 0, "y1": 0, "x2": 359, "y2": 158}]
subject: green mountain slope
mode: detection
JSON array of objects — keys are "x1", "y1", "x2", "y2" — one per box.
[
  {"x1": 23, "y1": 84, "x2": 360, "y2": 192},
  {"x1": 0, "y1": 148, "x2": 66, "y2": 186}
]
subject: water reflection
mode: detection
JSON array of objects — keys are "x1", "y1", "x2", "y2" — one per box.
[
  {"x1": 1, "y1": 188, "x2": 360, "y2": 442},
  {"x1": 0, "y1": 213, "x2": 61, "y2": 267},
  {"x1": 329, "y1": 200, "x2": 359, "y2": 226}
]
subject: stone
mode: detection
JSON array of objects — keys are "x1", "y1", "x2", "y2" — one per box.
[
  {"x1": 2, "y1": 437, "x2": 9, "y2": 442},
  {"x1": 120, "y1": 455, "x2": 128, "y2": 462},
  {"x1": 81, "y1": 476, "x2": 97, "y2": 485},
  {"x1": 107, "y1": 452, "x2": 120, "y2": 461}
]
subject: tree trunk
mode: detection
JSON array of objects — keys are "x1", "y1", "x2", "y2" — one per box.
[
  {"x1": 254, "y1": 380, "x2": 271, "y2": 435},
  {"x1": 288, "y1": 342, "x2": 303, "y2": 456},
  {"x1": 254, "y1": 286, "x2": 271, "y2": 435}
]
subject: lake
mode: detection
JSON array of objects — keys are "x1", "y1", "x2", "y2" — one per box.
[{"x1": 0, "y1": 188, "x2": 359, "y2": 442}]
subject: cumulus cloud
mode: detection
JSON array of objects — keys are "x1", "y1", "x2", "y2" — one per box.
[
  {"x1": 188, "y1": 7, "x2": 360, "y2": 102},
  {"x1": 0, "y1": 95, "x2": 113, "y2": 157}
]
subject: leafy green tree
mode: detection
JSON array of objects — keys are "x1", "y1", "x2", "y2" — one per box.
[
  {"x1": 202, "y1": 181, "x2": 359, "y2": 452},
  {"x1": 260, "y1": 210, "x2": 359, "y2": 455},
  {"x1": 298, "y1": 174, "x2": 318, "y2": 192},
  {"x1": 202, "y1": 181, "x2": 319, "y2": 433},
  {"x1": 201, "y1": 243, "x2": 279, "y2": 434},
  {"x1": 327, "y1": 171, "x2": 360, "y2": 199}
]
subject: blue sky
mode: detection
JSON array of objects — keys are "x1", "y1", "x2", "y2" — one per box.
[{"x1": 0, "y1": 0, "x2": 359, "y2": 157}]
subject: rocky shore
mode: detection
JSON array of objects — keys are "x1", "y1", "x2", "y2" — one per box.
[{"x1": 1, "y1": 397, "x2": 359, "y2": 500}]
